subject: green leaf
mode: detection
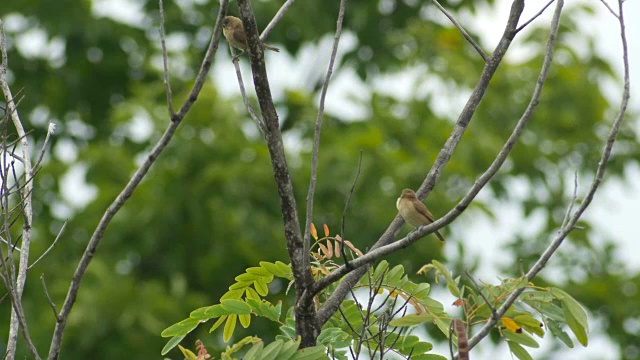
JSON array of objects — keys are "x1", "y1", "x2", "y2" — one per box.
[
  {"x1": 514, "y1": 314, "x2": 544, "y2": 337},
  {"x1": 223, "y1": 314, "x2": 238, "y2": 342},
  {"x1": 386, "y1": 264, "x2": 405, "y2": 284},
  {"x1": 507, "y1": 341, "x2": 534, "y2": 360},
  {"x1": 221, "y1": 299, "x2": 252, "y2": 314},
  {"x1": 389, "y1": 313, "x2": 436, "y2": 326},
  {"x1": 161, "y1": 318, "x2": 200, "y2": 337},
  {"x1": 409, "y1": 354, "x2": 448, "y2": 360},
  {"x1": 243, "y1": 341, "x2": 265, "y2": 360},
  {"x1": 229, "y1": 281, "x2": 253, "y2": 290},
  {"x1": 236, "y1": 272, "x2": 259, "y2": 282},
  {"x1": 246, "y1": 286, "x2": 262, "y2": 301},
  {"x1": 204, "y1": 304, "x2": 232, "y2": 317},
  {"x1": 209, "y1": 315, "x2": 227, "y2": 332},
  {"x1": 260, "y1": 339, "x2": 285, "y2": 360},
  {"x1": 289, "y1": 346, "x2": 329, "y2": 360},
  {"x1": 189, "y1": 307, "x2": 211, "y2": 321},
  {"x1": 503, "y1": 331, "x2": 540, "y2": 348},
  {"x1": 260, "y1": 261, "x2": 289, "y2": 277},
  {"x1": 254, "y1": 277, "x2": 270, "y2": 296},
  {"x1": 160, "y1": 335, "x2": 186, "y2": 355},
  {"x1": 221, "y1": 288, "x2": 245, "y2": 300},
  {"x1": 521, "y1": 290, "x2": 554, "y2": 303},
  {"x1": 563, "y1": 302, "x2": 588, "y2": 346},
  {"x1": 239, "y1": 313, "x2": 252, "y2": 328},
  {"x1": 447, "y1": 282, "x2": 461, "y2": 298},
  {"x1": 317, "y1": 327, "x2": 352, "y2": 349},
  {"x1": 278, "y1": 338, "x2": 302, "y2": 359},
  {"x1": 551, "y1": 287, "x2": 588, "y2": 332},
  {"x1": 547, "y1": 319, "x2": 574, "y2": 348},
  {"x1": 372, "y1": 260, "x2": 389, "y2": 280},
  {"x1": 246, "y1": 266, "x2": 273, "y2": 276}
]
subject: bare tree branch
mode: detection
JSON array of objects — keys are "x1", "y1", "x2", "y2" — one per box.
[
  {"x1": 303, "y1": 0, "x2": 348, "y2": 285},
  {"x1": 230, "y1": 51, "x2": 266, "y2": 133},
  {"x1": 464, "y1": 0, "x2": 630, "y2": 352},
  {"x1": 431, "y1": 0, "x2": 487, "y2": 61},
  {"x1": 40, "y1": 274, "x2": 60, "y2": 322},
  {"x1": 313, "y1": 0, "x2": 527, "y2": 327},
  {"x1": 0, "y1": 19, "x2": 38, "y2": 360},
  {"x1": 28, "y1": 221, "x2": 66, "y2": 270},
  {"x1": 45, "y1": 2, "x2": 229, "y2": 358},
  {"x1": 516, "y1": 0, "x2": 556, "y2": 33},
  {"x1": 260, "y1": 0, "x2": 297, "y2": 42},
  {"x1": 236, "y1": 0, "x2": 316, "y2": 346},
  {"x1": 159, "y1": 0, "x2": 176, "y2": 117}
]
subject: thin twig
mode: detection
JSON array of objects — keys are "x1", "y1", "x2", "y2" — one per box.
[
  {"x1": 516, "y1": 0, "x2": 555, "y2": 33},
  {"x1": 28, "y1": 222, "x2": 67, "y2": 270},
  {"x1": 598, "y1": 0, "x2": 619, "y2": 18},
  {"x1": 303, "y1": 0, "x2": 348, "y2": 274},
  {"x1": 230, "y1": 51, "x2": 265, "y2": 133},
  {"x1": 33, "y1": 123, "x2": 56, "y2": 170},
  {"x1": 40, "y1": 274, "x2": 60, "y2": 322},
  {"x1": 339, "y1": 151, "x2": 362, "y2": 267},
  {"x1": 260, "y1": 0, "x2": 297, "y2": 42},
  {"x1": 158, "y1": 0, "x2": 176, "y2": 117},
  {"x1": 560, "y1": 172, "x2": 578, "y2": 229},
  {"x1": 465, "y1": 269, "x2": 497, "y2": 319},
  {"x1": 431, "y1": 0, "x2": 487, "y2": 61}
]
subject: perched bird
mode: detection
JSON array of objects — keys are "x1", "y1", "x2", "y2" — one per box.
[
  {"x1": 396, "y1": 188, "x2": 445, "y2": 242},
  {"x1": 222, "y1": 16, "x2": 280, "y2": 58}
]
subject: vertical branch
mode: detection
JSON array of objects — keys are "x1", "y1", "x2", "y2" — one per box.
[
  {"x1": 236, "y1": 0, "x2": 316, "y2": 346},
  {"x1": 0, "y1": 20, "x2": 38, "y2": 360}
]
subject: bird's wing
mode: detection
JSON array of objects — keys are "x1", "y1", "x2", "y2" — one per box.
[
  {"x1": 232, "y1": 26, "x2": 247, "y2": 45},
  {"x1": 414, "y1": 202, "x2": 435, "y2": 223}
]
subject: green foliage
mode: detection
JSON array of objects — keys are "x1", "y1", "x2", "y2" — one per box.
[
  {"x1": 161, "y1": 261, "x2": 292, "y2": 354},
  {"x1": 0, "y1": 0, "x2": 637, "y2": 358},
  {"x1": 393, "y1": 261, "x2": 591, "y2": 359}
]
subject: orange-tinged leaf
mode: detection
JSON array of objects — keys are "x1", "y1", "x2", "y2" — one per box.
[
  {"x1": 326, "y1": 241, "x2": 334, "y2": 258},
  {"x1": 334, "y1": 240, "x2": 341, "y2": 257},
  {"x1": 502, "y1": 317, "x2": 522, "y2": 333},
  {"x1": 323, "y1": 224, "x2": 329, "y2": 237},
  {"x1": 318, "y1": 243, "x2": 329, "y2": 258},
  {"x1": 452, "y1": 298, "x2": 464, "y2": 307},
  {"x1": 310, "y1": 223, "x2": 318, "y2": 240},
  {"x1": 344, "y1": 240, "x2": 363, "y2": 256}
]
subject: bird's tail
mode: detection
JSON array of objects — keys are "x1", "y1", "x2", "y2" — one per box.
[{"x1": 263, "y1": 43, "x2": 280, "y2": 52}]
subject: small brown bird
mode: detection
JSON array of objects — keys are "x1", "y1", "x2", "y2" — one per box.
[
  {"x1": 396, "y1": 188, "x2": 445, "y2": 242},
  {"x1": 222, "y1": 16, "x2": 280, "y2": 58}
]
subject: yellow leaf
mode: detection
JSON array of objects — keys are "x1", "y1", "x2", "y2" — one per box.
[
  {"x1": 323, "y1": 224, "x2": 330, "y2": 237},
  {"x1": 501, "y1": 317, "x2": 522, "y2": 333},
  {"x1": 310, "y1": 223, "x2": 318, "y2": 240},
  {"x1": 178, "y1": 345, "x2": 198, "y2": 360}
]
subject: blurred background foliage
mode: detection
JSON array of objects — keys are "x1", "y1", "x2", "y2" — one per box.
[{"x1": 0, "y1": 0, "x2": 638, "y2": 358}]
